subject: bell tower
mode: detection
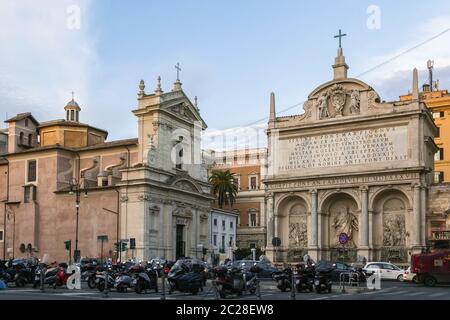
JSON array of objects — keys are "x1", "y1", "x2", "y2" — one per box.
[{"x1": 64, "y1": 92, "x2": 81, "y2": 122}]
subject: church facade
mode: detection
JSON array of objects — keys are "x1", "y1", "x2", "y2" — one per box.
[
  {"x1": 264, "y1": 47, "x2": 438, "y2": 263},
  {"x1": 0, "y1": 76, "x2": 212, "y2": 262}
]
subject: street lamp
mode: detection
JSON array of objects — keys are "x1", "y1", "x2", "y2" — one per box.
[{"x1": 68, "y1": 178, "x2": 88, "y2": 263}]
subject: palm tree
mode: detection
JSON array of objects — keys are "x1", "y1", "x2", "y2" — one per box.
[{"x1": 209, "y1": 170, "x2": 238, "y2": 208}]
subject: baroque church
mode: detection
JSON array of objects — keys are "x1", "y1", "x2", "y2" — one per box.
[
  {"x1": 0, "y1": 75, "x2": 213, "y2": 262},
  {"x1": 264, "y1": 46, "x2": 438, "y2": 263}
]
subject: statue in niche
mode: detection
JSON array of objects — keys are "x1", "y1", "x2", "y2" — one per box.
[
  {"x1": 332, "y1": 205, "x2": 358, "y2": 247},
  {"x1": 350, "y1": 90, "x2": 361, "y2": 114},
  {"x1": 317, "y1": 93, "x2": 330, "y2": 119},
  {"x1": 146, "y1": 133, "x2": 157, "y2": 165},
  {"x1": 383, "y1": 214, "x2": 406, "y2": 247}
]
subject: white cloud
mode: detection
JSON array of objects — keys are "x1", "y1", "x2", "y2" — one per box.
[
  {"x1": 202, "y1": 122, "x2": 267, "y2": 151},
  {"x1": 0, "y1": 0, "x2": 95, "y2": 125},
  {"x1": 361, "y1": 15, "x2": 450, "y2": 100}
]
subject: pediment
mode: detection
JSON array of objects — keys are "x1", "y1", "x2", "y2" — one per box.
[
  {"x1": 308, "y1": 78, "x2": 372, "y2": 99},
  {"x1": 167, "y1": 103, "x2": 197, "y2": 122},
  {"x1": 172, "y1": 178, "x2": 202, "y2": 193},
  {"x1": 304, "y1": 79, "x2": 381, "y2": 121}
]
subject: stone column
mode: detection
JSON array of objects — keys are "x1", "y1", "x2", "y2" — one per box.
[
  {"x1": 358, "y1": 186, "x2": 370, "y2": 260},
  {"x1": 412, "y1": 184, "x2": 421, "y2": 248},
  {"x1": 308, "y1": 189, "x2": 319, "y2": 262},
  {"x1": 310, "y1": 189, "x2": 318, "y2": 247},
  {"x1": 420, "y1": 186, "x2": 427, "y2": 246},
  {"x1": 265, "y1": 193, "x2": 276, "y2": 262},
  {"x1": 360, "y1": 186, "x2": 369, "y2": 247}
]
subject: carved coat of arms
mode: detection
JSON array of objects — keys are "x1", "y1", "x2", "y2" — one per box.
[{"x1": 330, "y1": 84, "x2": 346, "y2": 116}]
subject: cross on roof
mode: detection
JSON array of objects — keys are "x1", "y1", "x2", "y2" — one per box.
[
  {"x1": 334, "y1": 29, "x2": 347, "y2": 48},
  {"x1": 175, "y1": 62, "x2": 181, "y2": 81},
  {"x1": 71, "y1": 91, "x2": 75, "y2": 100}
]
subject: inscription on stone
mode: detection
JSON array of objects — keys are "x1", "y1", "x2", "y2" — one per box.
[{"x1": 278, "y1": 126, "x2": 408, "y2": 171}]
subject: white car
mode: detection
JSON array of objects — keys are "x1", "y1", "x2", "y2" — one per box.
[
  {"x1": 403, "y1": 267, "x2": 418, "y2": 283},
  {"x1": 363, "y1": 262, "x2": 405, "y2": 281}
]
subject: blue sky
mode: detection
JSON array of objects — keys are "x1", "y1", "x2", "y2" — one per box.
[{"x1": 2, "y1": 0, "x2": 450, "y2": 149}]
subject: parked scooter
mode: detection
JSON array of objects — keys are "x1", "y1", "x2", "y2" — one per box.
[
  {"x1": 167, "y1": 259, "x2": 204, "y2": 295},
  {"x1": 33, "y1": 262, "x2": 59, "y2": 288},
  {"x1": 133, "y1": 269, "x2": 158, "y2": 294},
  {"x1": 114, "y1": 273, "x2": 134, "y2": 293},
  {"x1": 272, "y1": 267, "x2": 292, "y2": 292},
  {"x1": 295, "y1": 264, "x2": 314, "y2": 293},
  {"x1": 313, "y1": 267, "x2": 332, "y2": 293},
  {"x1": 214, "y1": 263, "x2": 261, "y2": 298},
  {"x1": 95, "y1": 267, "x2": 116, "y2": 292}
]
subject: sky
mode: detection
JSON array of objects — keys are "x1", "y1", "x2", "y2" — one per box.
[{"x1": 2, "y1": 0, "x2": 450, "y2": 150}]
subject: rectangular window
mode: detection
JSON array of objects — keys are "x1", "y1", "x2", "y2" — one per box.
[
  {"x1": 229, "y1": 236, "x2": 233, "y2": 247},
  {"x1": 213, "y1": 218, "x2": 217, "y2": 226},
  {"x1": 27, "y1": 160, "x2": 37, "y2": 182},
  {"x1": 250, "y1": 176, "x2": 257, "y2": 190},
  {"x1": 230, "y1": 221, "x2": 233, "y2": 229},
  {"x1": 24, "y1": 185, "x2": 37, "y2": 203},
  {"x1": 0, "y1": 230, "x2": 3, "y2": 242},
  {"x1": 433, "y1": 111, "x2": 445, "y2": 119},
  {"x1": 435, "y1": 148, "x2": 444, "y2": 161},
  {"x1": 222, "y1": 220, "x2": 226, "y2": 230},
  {"x1": 250, "y1": 213, "x2": 257, "y2": 227},
  {"x1": 221, "y1": 235, "x2": 225, "y2": 252},
  {"x1": 213, "y1": 234, "x2": 217, "y2": 246},
  {"x1": 434, "y1": 171, "x2": 444, "y2": 183},
  {"x1": 437, "y1": 126, "x2": 440, "y2": 138},
  {"x1": 70, "y1": 110, "x2": 75, "y2": 121},
  {"x1": 233, "y1": 178, "x2": 239, "y2": 189}
]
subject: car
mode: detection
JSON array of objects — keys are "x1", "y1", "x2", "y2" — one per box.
[
  {"x1": 231, "y1": 260, "x2": 279, "y2": 279},
  {"x1": 315, "y1": 261, "x2": 363, "y2": 282},
  {"x1": 363, "y1": 262, "x2": 405, "y2": 281},
  {"x1": 403, "y1": 266, "x2": 417, "y2": 283}
]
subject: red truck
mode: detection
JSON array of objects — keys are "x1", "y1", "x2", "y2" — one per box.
[{"x1": 411, "y1": 250, "x2": 450, "y2": 286}]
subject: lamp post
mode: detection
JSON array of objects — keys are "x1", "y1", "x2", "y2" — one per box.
[{"x1": 69, "y1": 178, "x2": 88, "y2": 263}]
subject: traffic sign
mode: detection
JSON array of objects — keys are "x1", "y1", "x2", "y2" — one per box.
[
  {"x1": 339, "y1": 233, "x2": 349, "y2": 245},
  {"x1": 272, "y1": 237, "x2": 281, "y2": 247}
]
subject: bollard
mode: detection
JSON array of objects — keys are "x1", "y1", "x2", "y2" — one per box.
[
  {"x1": 290, "y1": 272, "x2": 296, "y2": 300},
  {"x1": 256, "y1": 279, "x2": 261, "y2": 300},
  {"x1": 160, "y1": 273, "x2": 166, "y2": 300},
  {"x1": 103, "y1": 269, "x2": 109, "y2": 297},
  {"x1": 40, "y1": 265, "x2": 45, "y2": 292}
]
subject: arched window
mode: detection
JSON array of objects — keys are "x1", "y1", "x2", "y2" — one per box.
[
  {"x1": 176, "y1": 148, "x2": 183, "y2": 169},
  {"x1": 76, "y1": 111, "x2": 79, "y2": 122},
  {"x1": 70, "y1": 110, "x2": 75, "y2": 121},
  {"x1": 28, "y1": 134, "x2": 33, "y2": 146},
  {"x1": 19, "y1": 132, "x2": 24, "y2": 145},
  {"x1": 66, "y1": 110, "x2": 70, "y2": 120}
]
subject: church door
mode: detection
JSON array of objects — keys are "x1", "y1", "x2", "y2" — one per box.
[{"x1": 176, "y1": 225, "x2": 185, "y2": 259}]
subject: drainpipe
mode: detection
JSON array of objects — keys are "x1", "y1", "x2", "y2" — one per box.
[{"x1": 3, "y1": 158, "x2": 9, "y2": 260}]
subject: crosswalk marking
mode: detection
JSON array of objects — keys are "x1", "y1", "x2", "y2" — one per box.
[
  {"x1": 429, "y1": 292, "x2": 447, "y2": 297},
  {"x1": 406, "y1": 291, "x2": 426, "y2": 297}
]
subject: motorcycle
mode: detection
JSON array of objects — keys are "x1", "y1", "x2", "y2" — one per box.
[
  {"x1": 167, "y1": 259, "x2": 204, "y2": 295},
  {"x1": 33, "y1": 263, "x2": 59, "y2": 288},
  {"x1": 214, "y1": 264, "x2": 261, "y2": 298},
  {"x1": 272, "y1": 267, "x2": 292, "y2": 292},
  {"x1": 314, "y1": 267, "x2": 333, "y2": 293},
  {"x1": 295, "y1": 264, "x2": 314, "y2": 293},
  {"x1": 114, "y1": 273, "x2": 134, "y2": 293},
  {"x1": 133, "y1": 269, "x2": 158, "y2": 294},
  {"x1": 95, "y1": 268, "x2": 116, "y2": 292}
]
